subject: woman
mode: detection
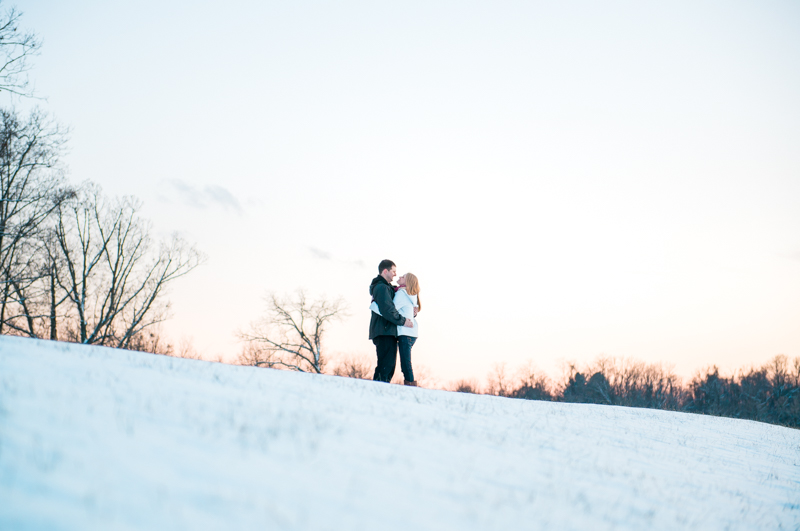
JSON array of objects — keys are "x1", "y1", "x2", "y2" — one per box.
[{"x1": 370, "y1": 273, "x2": 421, "y2": 386}]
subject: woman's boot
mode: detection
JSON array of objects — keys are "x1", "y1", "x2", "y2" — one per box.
[{"x1": 404, "y1": 380, "x2": 417, "y2": 387}]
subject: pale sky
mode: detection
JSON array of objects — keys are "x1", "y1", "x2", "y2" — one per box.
[{"x1": 17, "y1": 0, "x2": 800, "y2": 384}]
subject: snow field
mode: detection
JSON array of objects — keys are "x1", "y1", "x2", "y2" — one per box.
[{"x1": 1, "y1": 336, "x2": 799, "y2": 530}]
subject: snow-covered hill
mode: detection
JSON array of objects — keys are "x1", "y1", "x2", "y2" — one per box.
[{"x1": 1, "y1": 336, "x2": 798, "y2": 530}]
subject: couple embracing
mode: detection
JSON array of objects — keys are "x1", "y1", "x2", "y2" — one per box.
[{"x1": 368, "y1": 259, "x2": 421, "y2": 386}]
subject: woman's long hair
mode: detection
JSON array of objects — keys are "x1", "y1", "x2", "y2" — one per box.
[{"x1": 404, "y1": 273, "x2": 421, "y2": 311}]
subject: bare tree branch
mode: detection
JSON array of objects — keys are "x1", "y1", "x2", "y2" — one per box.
[{"x1": 0, "y1": 5, "x2": 41, "y2": 98}]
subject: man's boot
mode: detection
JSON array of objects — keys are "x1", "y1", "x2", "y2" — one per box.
[{"x1": 404, "y1": 380, "x2": 417, "y2": 387}]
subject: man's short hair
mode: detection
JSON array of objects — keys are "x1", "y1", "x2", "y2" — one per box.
[{"x1": 378, "y1": 259, "x2": 396, "y2": 274}]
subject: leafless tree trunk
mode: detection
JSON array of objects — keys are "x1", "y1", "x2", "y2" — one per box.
[
  {"x1": 48, "y1": 257, "x2": 56, "y2": 339},
  {"x1": 239, "y1": 291, "x2": 347, "y2": 373}
]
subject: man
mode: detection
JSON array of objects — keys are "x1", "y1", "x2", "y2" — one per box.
[{"x1": 369, "y1": 259, "x2": 413, "y2": 382}]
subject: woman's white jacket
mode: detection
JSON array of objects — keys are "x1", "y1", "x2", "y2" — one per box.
[{"x1": 370, "y1": 288, "x2": 418, "y2": 337}]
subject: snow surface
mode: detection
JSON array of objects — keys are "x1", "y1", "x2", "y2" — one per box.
[{"x1": 1, "y1": 336, "x2": 799, "y2": 530}]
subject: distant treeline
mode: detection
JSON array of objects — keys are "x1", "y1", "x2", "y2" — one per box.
[{"x1": 444, "y1": 356, "x2": 800, "y2": 429}]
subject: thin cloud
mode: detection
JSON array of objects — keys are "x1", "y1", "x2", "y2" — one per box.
[
  {"x1": 308, "y1": 248, "x2": 366, "y2": 269},
  {"x1": 309, "y1": 247, "x2": 332, "y2": 260},
  {"x1": 167, "y1": 179, "x2": 243, "y2": 215},
  {"x1": 168, "y1": 179, "x2": 206, "y2": 209},
  {"x1": 205, "y1": 185, "x2": 243, "y2": 214}
]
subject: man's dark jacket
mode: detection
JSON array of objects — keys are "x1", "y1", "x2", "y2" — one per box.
[{"x1": 368, "y1": 275, "x2": 406, "y2": 340}]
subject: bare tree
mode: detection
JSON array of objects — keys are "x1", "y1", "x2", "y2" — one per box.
[
  {"x1": 0, "y1": 6, "x2": 72, "y2": 336},
  {"x1": 239, "y1": 290, "x2": 347, "y2": 373},
  {"x1": 0, "y1": 4, "x2": 41, "y2": 98},
  {"x1": 486, "y1": 362, "x2": 514, "y2": 397},
  {"x1": 0, "y1": 108, "x2": 70, "y2": 336},
  {"x1": 173, "y1": 337, "x2": 203, "y2": 360},
  {"x1": 50, "y1": 183, "x2": 204, "y2": 347},
  {"x1": 331, "y1": 353, "x2": 373, "y2": 379},
  {"x1": 0, "y1": 7, "x2": 205, "y2": 347},
  {"x1": 449, "y1": 379, "x2": 482, "y2": 394},
  {"x1": 510, "y1": 361, "x2": 553, "y2": 401},
  {"x1": 125, "y1": 326, "x2": 174, "y2": 356}
]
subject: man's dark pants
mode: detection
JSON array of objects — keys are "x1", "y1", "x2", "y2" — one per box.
[{"x1": 372, "y1": 335, "x2": 397, "y2": 382}]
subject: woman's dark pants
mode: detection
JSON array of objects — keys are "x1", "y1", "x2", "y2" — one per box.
[{"x1": 397, "y1": 336, "x2": 417, "y2": 382}]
